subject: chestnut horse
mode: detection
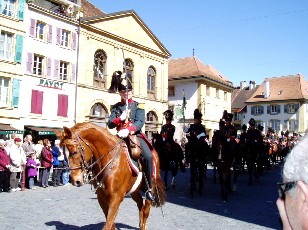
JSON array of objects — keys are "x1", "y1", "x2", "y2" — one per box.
[{"x1": 56, "y1": 123, "x2": 166, "y2": 230}]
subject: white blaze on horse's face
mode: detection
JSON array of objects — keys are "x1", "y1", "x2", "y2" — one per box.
[{"x1": 66, "y1": 139, "x2": 85, "y2": 187}]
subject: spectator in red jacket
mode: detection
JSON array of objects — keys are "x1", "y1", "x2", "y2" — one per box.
[
  {"x1": 40, "y1": 139, "x2": 53, "y2": 188},
  {"x1": 0, "y1": 140, "x2": 11, "y2": 193}
]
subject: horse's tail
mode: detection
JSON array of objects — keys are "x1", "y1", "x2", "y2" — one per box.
[{"x1": 152, "y1": 176, "x2": 166, "y2": 207}]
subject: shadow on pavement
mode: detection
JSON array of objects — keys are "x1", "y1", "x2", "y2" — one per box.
[
  {"x1": 46, "y1": 221, "x2": 139, "y2": 230},
  {"x1": 160, "y1": 165, "x2": 282, "y2": 229}
]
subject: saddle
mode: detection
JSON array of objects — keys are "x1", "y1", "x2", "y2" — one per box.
[{"x1": 125, "y1": 134, "x2": 141, "y2": 160}]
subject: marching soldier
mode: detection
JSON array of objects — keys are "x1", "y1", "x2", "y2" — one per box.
[{"x1": 107, "y1": 71, "x2": 155, "y2": 202}]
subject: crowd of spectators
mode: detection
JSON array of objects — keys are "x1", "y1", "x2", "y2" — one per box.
[{"x1": 0, "y1": 134, "x2": 70, "y2": 193}]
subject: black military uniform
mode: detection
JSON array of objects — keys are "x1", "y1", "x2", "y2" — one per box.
[
  {"x1": 107, "y1": 71, "x2": 154, "y2": 202},
  {"x1": 184, "y1": 109, "x2": 208, "y2": 196},
  {"x1": 239, "y1": 124, "x2": 248, "y2": 173},
  {"x1": 246, "y1": 118, "x2": 262, "y2": 185},
  {"x1": 160, "y1": 110, "x2": 175, "y2": 142}
]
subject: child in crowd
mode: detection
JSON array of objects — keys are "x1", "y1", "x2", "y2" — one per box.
[{"x1": 26, "y1": 153, "x2": 38, "y2": 189}]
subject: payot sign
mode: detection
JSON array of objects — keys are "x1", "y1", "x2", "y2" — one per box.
[{"x1": 38, "y1": 79, "x2": 65, "y2": 89}]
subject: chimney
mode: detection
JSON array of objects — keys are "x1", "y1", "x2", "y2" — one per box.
[
  {"x1": 264, "y1": 79, "x2": 270, "y2": 98},
  {"x1": 240, "y1": 81, "x2": 246, "y2": 90},
  {"x1": 249, "y1": 80, "x2": 256, "y2": 90}
]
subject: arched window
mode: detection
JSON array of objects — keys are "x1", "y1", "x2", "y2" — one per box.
[
  {"x1": 93, "y1": 49, "x2": 106, "y2": 88},
  {"x1": 124, "y1": 59, "x2": 133, "y2": 85},
  {"x1": 147, "y1": 66, "x2": 156, "y2": 98},
  {"x1": 146, "y1": 111, "x2": 157, "y2": 122},
  {"x1": 145, "y1": 111, "x2": 158, "y2": 140},
  {"x1": 90, "y1": 103, "x2": 107, "y2": 117}
]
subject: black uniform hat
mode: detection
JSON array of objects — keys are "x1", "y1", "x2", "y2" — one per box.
[
  {"x1": 248, "y1": 118, "x2": 255, "y2": 126},
  {"x1": 257, "y1": 124, "x2": 264, "y2": 131},
  {"x1": 242, "y1": 124, "x2": 247, "y2": 131},
  {"x1": 163, "y1": 110, "x2": 174, "y2": 120},
  {"x1": 222, "y1": 110, "x2": 228, "y2": 120},
  {"x1": 219, "y1": 119, "x2": 225, "y2": 127},
  {"x1": 225, "y1": 113, "x2": 233, "y2": 122},
  {"x1": 194, "y1": 109, "x2": 202, "y2": 120},
  {"x1": 108, "y1": 71, "x2": 132, "y2": 93}
]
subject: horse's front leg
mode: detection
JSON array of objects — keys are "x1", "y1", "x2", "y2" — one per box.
[{"x1": 102, "y1": 195, "x2": 124, "y2": 230}]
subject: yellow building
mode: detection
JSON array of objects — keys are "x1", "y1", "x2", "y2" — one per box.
[
  {"x1": 168, "y1": 57, "x2": 235, "y2": 141},
  {"x1": 76, "y1": 10, "x2": 171, "y2": 139},
  {"x1": 0, "y1": 0, "x2": 26, "y2": 138}
]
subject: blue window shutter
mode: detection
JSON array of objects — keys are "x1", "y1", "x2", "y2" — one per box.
[
  {"x1": 17, "y1": 0, "x2": 25, "y2": 20},
  {"x1": 29, "y1": 19, "x2": 35, "y2": 38},
  {"x1": 48, "y1": 25, "x2": 52, "y2": 43},
  {"x1": 295, "y1": 103, "x2": 299, "y2": 112},
  {"x1": 0, "y1": 1, "x2": 2, "y2": 13},
  {"x1": 277, "y1": 105, "x2": 281, "y2": 113},
  {"x1": 71, "y1": 63, "x2": 76, "y2": 82},
  {"x1": 284, "y1": 104, "x2": 288, "y2": 113},
  {"x1": 54, "y1": 59, "x2": 59, "y2": 80},
  {"x1": 14, "y1": 35, "x2": 23, "y2": 63},
  {"x1": 267, "y1": 106, "x2": 270, "y2": 114},
  {"x1": 251, "y1": 106, "x2": 254, "y2": 115},
  {"x1": 26, "y1": 53, "x2": 33, "y2": 73},
  {"x1": 11, "y1": 78, "x2": 20, "y2": 108},
  {"x1": 261, "y1": 106, "x2": 264, "y2": 114},
  {"x1": 47, "y1": 58, "x2": 52, "y2": 78}
]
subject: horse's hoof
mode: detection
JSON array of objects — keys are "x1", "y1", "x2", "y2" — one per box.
[{"x1": 172, "y1": 184, "x2": 175, "y2": 189}]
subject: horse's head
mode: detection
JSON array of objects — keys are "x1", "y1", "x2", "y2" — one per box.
[{"x1": 55, "y1": 126, "x2": 89, "y2": 187}]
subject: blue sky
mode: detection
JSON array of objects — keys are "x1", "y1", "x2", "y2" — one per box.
[{"x1": 91, "y1": 0, "x2": 308, "y2": 87}]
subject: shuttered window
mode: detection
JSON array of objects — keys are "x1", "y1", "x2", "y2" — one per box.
[
  {"x1": 31, "y1": 90, "x2": 43, "y2": 114},
  {"x1": 57, "y1": 94, "x2": 68, "y2": 117}
]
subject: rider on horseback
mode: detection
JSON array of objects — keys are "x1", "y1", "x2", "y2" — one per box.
[
  {"x1": 183, "y1": 108, "x2": 208, "y2": 195},
  {"x1": 161, "y1": 110, "x2": 175, "y2": 142},
  {"x1": 246, "y1": 118, "x2": 263, "y2": 185},
  {"x1": 108, "y1": 71, "x2": 155, "y2": 202}
]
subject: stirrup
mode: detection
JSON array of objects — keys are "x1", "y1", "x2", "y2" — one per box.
[{"x1": 145, "y1": 190, "x2": 155, "y2": 202}]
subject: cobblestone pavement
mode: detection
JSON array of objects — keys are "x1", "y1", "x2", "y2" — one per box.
[{"x1": 0, "y1": 164, "x2": 282, "y2": 230}]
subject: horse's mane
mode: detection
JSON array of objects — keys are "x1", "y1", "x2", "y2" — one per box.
[{"x1": 71, "y1": 122, "x2": 119, "y2": 142}]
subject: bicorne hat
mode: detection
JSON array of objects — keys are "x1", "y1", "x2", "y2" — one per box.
[
  {"x1": 108, "y1": 71, "x2": 132, "y2": 93},
  {"x1": 194, "y1": 109, "x2": 202, "y2": 120},
  {"x1": 163, "y1": 110, "x2": 174, "y2": 120},
  {"x1": 242, "y1": 124, "x2": 247, "y2": 131}
]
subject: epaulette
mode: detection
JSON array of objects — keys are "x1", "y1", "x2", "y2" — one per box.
[{"x1": 138, "y1": 103, "x2": 145, "y2": 110}]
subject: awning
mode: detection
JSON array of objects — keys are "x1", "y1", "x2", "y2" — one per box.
[
  {"x1": 0, "y1": 124, "x2": 24, "y2": 134},
  {"x1": 26, "y1": 126, "x2": 63, "y2": 135}
]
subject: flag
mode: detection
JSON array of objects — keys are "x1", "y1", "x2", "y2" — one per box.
[{"x1": 181, "y1": 89, "x2": 187, "y2": 115}]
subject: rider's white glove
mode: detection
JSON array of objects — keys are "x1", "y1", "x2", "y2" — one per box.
[
  {"x1": 197, "y1": 132, "x2": 206, "y2": 139},
  {"x1": 227, "y1": 138, "x2": 230, "y2": 142},
  {"x1": 183, "y1": 125, "x2": 188, "y2": 133},
  {"x1": 117, "y1": 129, "x2": 129, "y2": 138},
  {"x1": 120, "y1": 110, "x2": 127, "y2": 121}
]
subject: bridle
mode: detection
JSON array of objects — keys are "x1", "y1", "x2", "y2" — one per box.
[{"x1": 67, "y1": 132, "x2": 123, "y2": 185}]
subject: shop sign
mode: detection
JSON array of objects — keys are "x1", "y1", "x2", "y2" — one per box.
[{"x1": 38, "y1": 79, "x2": 65, "y2": 90}]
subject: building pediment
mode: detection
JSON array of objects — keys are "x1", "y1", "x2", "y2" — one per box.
[{"x1": 82, "y1": 10, "x2": 170, "y2": 58}]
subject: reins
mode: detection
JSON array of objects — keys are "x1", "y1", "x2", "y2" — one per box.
[{"x1": 68, "y1": 132, "x2": 124, "y2": 188}]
